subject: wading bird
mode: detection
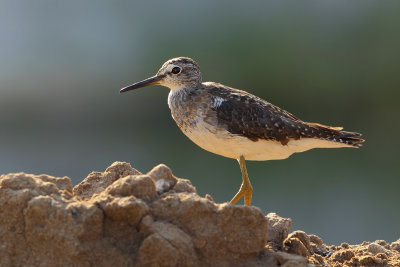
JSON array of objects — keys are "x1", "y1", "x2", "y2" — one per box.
[{"x1": 120, "y1": 57, "x2": 364, "y2": 206}]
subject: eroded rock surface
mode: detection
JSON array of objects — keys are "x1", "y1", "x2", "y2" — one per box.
[
  {"x1": 281, "y1": 230, "x2": 400, "y2": 266},
  {"x1": 0, "y1": 162, "x2": 271, "y2": 266},
  {"x1": 0, "y1": 162, "x2": 399, "y2": 267}
]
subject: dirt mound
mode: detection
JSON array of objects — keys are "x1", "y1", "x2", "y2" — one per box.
[
  {"x1": 0, "y1": 161, "x2": 399, "y2": 266},
  {"x1": 279, "y1": 230, "x2": 400, "y2": 266}
]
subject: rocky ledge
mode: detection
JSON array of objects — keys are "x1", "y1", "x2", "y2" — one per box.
[{"x1": 0, "y1": 162, "x2": 399, "y2": 266}]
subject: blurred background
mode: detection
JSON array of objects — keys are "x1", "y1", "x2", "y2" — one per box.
[{"x1": 0, "y1": 0, "x2": 399, "y2": 244}]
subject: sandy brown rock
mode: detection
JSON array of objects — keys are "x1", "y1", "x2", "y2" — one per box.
[
  {"x1": 150, "y1": 192, "x2": 268, "y2": 264},
  {"x1": 147, "y1": 164, "x2": 177, "y2": 193},
  {"x1": 392, "y1": 239, "x2": 400, "y2": 252},
  {"x1": 275, "y1": 251, "x2": 308, "y2": 267},
  {"x1": 368, "y1": 242, "x2": 387, "y2": 255},
  {"x1": 73, "y1": 161, "x2": 141, "y2": 199},
  {"x1": 266, "y1": 212, "x2": 292, "y2": 249},
  {"x1": 106, "y1": 174, "x2": 157, "y2": 201},
  {"x1": 0, "y1": 172, "x2": 73, "y2": 266},
  {"x1": 170, "y1": 177, "x2": 196, "y2": 194},
  {"x1": 283, "y1": 235, "x2": 309, "y2": 257},
  {"x1": 1, "y1": 162, "x2": 399, "y2": 267},
  {"x1": 0, "y1": 162, "x2": 271, "y2": 266},
  {"x1": 139, "y1": 215, "x2": 198, "y2": 266},
  {"x1": 287, "y1": 231, "x2": 400, "y2": 267}
]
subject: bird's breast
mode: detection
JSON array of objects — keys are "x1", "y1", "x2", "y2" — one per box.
[{"x1": 167, "y1": 88, "x2": 208, "y2": 131}]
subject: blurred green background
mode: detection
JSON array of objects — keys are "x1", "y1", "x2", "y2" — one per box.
[{"x1": 1, "y1": 0, "x2": 399, "y2": 244}]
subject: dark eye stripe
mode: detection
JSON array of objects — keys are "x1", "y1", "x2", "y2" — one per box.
[{"x1": 171, "y1": 67, "x2": 181, "y2": 74}]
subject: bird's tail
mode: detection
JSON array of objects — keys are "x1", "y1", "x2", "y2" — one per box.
[{"x1": 307, "y1": 122, "x2": 365, "y2": 147}]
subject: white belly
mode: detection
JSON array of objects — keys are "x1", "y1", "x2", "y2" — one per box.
[{"x1": 182, "y1": 121, "x2": 351, "y2": 161}]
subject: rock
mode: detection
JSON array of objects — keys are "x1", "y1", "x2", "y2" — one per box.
[
  {"x1": 97, "y1": 195, "x2": 149, "y2": 225},
  {"x1": 147, "y1": 164, "x2": 177, "y2": 193},
  {"x1": 376, "y1": 252, "x2": 388, "y2": 260},
  {"x1": 289, "y1": 231, "x2": 312, "y2": 250},
  {"x1": 266, "y1": 212, "x2": 292, "y2": 248},
  {"x1": 357, "y1": 255, "x2": 387, "y2": 266},
  {"x1": 279, "y1": 226, "x2": 400, "y2": 267},
  {"x1": 376, "y1": 239, "x2": 388, "y2": 246},
  {"x1": 275, "y1": 251, "x2": 307, "y2": 267},
  {"x1": 106, "y1": 174, "x2": 157, "y2": 201},
  {"x1": 309, "y1": 234, "x2": 323, "y2": 246},
  {"x1": 73, "y1": 161, "x2": 141, "y2": 199},
  {"x1": 309, "y1": 234, "x2": 329, "y2": 256},
  {"x1": 0, "y1": 172, "x2": 72, "y2": 194},
  {"x1": 283, "y1": 231, "x2": 312, "y2": 257},
  {"x1": 150, "y1": 193, "x2": 268, "y2": 264},
  {"x1": 391, "y1": 240, "x2": 400, "y2": 252},
  {"x1": 368, "y1": 243, "x2": 387, "y2": 255},
  {"x1": 171, "y1": 178, "x2": 197, "y2": 193},
  {"x1": 147, "y1": 164, "x2": 197, "y2": 194},
  {"x1": 331, "y1": 249, "x2": 355, "y2": 263},
  {"x1": 283, "y1": 236, "x2": 309, "y2": 257},
  {"x1": 0, "y1": 172, "x2": 132, "y2": 266},
  {"x1": 204, "y1": 193, "x2": 214, "y2": 202},
  {"x1": 0, "y1": 162, "x2": 273, "y2": 267},
  {"x1": 1, "y1": 162, "x2": 400, "y2": 267},
  {"x1": 0, "y1": 173, "x2": 73, "y2": 266},
  {"x1": 24, "y1": 196, "x2": 105, "y2": 264},
  {"x1": 139, "y1": 216, "x2": 198, "y2": 266}
]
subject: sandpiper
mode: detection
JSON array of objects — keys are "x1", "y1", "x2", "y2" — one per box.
[{"x1": 120, "y1": 57, "x2": 364, "y2": 206}]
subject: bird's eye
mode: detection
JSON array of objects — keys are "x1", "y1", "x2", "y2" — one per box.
[{"x1": 171, "y1": 66, "x2": 181, "y2": 74}]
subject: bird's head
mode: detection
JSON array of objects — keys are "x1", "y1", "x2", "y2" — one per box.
[{"x1": 120, "y1": 57, "x2": 202, "y2": 93}]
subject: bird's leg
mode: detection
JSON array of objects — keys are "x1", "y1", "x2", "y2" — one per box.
[{"x1": 230, "y1": 155, "x2": 253, "y2": 206}]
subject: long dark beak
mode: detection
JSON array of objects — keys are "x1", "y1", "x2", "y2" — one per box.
[{"x1": 120, "y1": 74, "x2": 164, "y2": 93}]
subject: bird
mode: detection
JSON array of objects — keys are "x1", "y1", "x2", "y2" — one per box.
[{"x1": 120, "y1": 57, "x2": 364, "y2": 206}]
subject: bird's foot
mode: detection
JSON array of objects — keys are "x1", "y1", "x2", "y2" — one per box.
[{"x1": 230, "y1": 181, "x2": 253, "y2": 206}]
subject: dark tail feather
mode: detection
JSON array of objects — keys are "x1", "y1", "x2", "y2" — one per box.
[
  {"x1": 336, "y1": 131, "x2": 365, "y2": 147},
  {"x1": 307, "y1": 123, "x2": 365, "y2": 147}
]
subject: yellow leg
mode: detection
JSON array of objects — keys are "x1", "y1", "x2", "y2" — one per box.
[{"x1": 230, "y1": 155, "x2": 253, "y2": 206}]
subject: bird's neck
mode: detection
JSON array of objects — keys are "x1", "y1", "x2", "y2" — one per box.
[
  {"x1": 167, "y1": 86, "x2": 201, "y2": 111},
  {"x1": 167, "y1": 86, "x2": 205, "y2": 131},
  {"x1": 167, "y1": 81, "x2": 201, "y2": 91},
  {"x1": 168, "y1": 87, "x2": 191, "y2": 106}
]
